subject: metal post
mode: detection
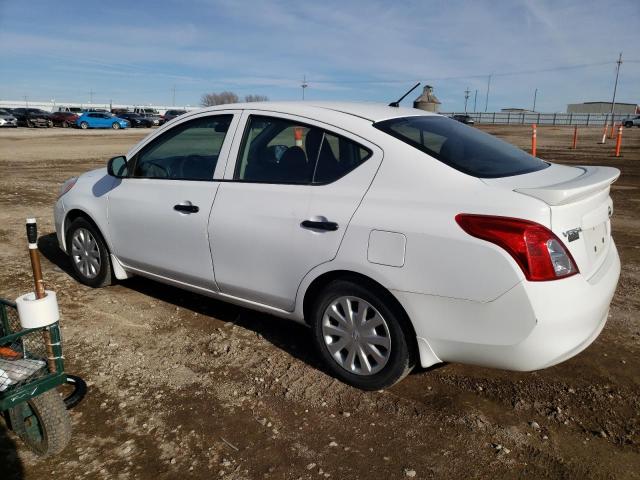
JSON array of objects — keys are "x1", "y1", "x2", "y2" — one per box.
[
  {"x1": 553, "y1": 113, "x2": 557, "y2": 125},
  {"x1": 586, "y1": 113, "x2": 590, "y2": 126},
  {"x1": 532, "y1": 88, "x2": 538, "y2": 112},
  {"x1": 301, "y1": 75, "x2": 308, "y2": 100},
  {"x1": 464, "y1": 88, "x2": 470, "y2": 113},
  {"x1": 484, "y1": 74, "x2": 492, "y2": 112},
  {"x1": 610, "y1": 53, "x2": 623, "y2": 121},
  {"x1": 473, "y1": 89, "x2": 478, "y2": 112}
]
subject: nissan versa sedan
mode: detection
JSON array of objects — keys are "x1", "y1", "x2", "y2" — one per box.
[{"x1": 54, "y1": 102, "x2": 620, "y2": 390}]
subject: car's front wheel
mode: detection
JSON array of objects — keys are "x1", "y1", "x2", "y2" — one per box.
[
  {"x1": 111, "y1": 122, "x2": 120, "y2": 130},
  {"x1": 66, "y1": 217, "x2": 112, "y2": 287},
  {"x1": 625, "y1": 121, "x2": 633, "y2": 128},
  {"x1": 79, "y1": 122, "x2": 89, "y2": 129},
  {"x1": 311, "y1": 279, "x2": 415, "y2": 390}
]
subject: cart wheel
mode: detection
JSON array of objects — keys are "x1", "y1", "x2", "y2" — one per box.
[{"x1": 8, "y1": 390, "x2": 72, "y2": 457}]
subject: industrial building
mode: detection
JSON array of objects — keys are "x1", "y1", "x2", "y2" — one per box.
[{"x1": 567, "y1": 102, "x2": 639, "y2": 115}]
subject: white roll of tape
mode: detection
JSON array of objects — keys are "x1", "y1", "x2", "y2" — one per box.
[{"x1": 15, "y1": 290, "x2": 60, "y2": 329}]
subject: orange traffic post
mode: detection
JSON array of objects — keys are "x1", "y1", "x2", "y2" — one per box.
[
  {"x1": 608, "y1": 123, "x2": 616, "y2": 139},
  {"x1": 571, "y1": 125, "x2": 578, "y2": 149},
  {"x1": 294, "y1": 127, "x2": 303, "y2": 147},
  {"x1": 615, "y1": 125, "x2": 623, "y2": 157},
  {"x1": 531, "y1": 124, "x2": 537, "y2": 157}
]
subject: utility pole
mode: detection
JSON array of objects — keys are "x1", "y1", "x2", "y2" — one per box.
[
  {"x1": 301, "y1": 75, "x2": 308, "y2": 100},
  {"x1": 484, "y1": 74, "x2": 492, "y2": 112},
  {"x1": 473, "y1": 89, "x2": 478, "y2": 112},
  {"x1": 24, "y1": 95, "x2": 28, "y2": 107},
  {"x1": 464, "y1": 88, "x2": 470, "y2": 113},
  {"x1": 88, "y1": 89, "x2": 95, "y2": 104},
  {"x1": 532, "y1": 88, "x2": 538, "y2": 112},
  {"x1": 172, "y1": 85, "x2": 176, "y2": 106},
  {"x1": 610, "y1": 52, "x2": 623, "y2": 122}
]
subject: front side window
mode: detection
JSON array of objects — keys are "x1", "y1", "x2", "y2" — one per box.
[
  {"x1": 132, "y1": 115, "x2": 232, "y2": 180},
  {"x1": 235, "y1": 115, "x2": 371, "y2": 184},
  {"x1": 374, "y1": 116, "x2": 549, "y2": 178}
]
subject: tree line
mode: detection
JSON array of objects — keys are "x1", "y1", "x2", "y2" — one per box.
[{"x1": 200, "y1": 91, "x2": 269, "y2": 106}]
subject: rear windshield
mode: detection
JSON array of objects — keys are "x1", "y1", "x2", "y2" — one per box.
[{"x1": 374, "y1": 116, "x2": 549, "y2": 178}]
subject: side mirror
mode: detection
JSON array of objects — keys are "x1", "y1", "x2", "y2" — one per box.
[{"x1": 107, "y1": 155, "x2": 128, "y2": 178}]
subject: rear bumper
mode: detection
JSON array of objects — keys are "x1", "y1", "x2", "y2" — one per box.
[{"x1": 396, "y1": 241, "x2": 620, "y2": 371}]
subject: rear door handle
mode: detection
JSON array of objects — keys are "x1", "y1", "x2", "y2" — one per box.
[
  {"x1": 174, "y1": 202, "x2": 199, "y2": 214},
  {"x1": 301, "y1": 219, "x2": 339, "y2": 231}
]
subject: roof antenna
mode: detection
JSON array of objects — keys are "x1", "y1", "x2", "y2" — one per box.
[{"x1": 389, "y1": 82, "x2": 421, "y2": 107}]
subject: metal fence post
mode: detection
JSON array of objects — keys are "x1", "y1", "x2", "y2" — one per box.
[
  {"x1": 586, "y1": 113, "x2": 590, "y2": 126},
  {"x1": 537, "y1": 113, "x2": 541, "y2": 124},
  {"x1": 553, "y1": 113, "x2": 557, "y2": 125}
]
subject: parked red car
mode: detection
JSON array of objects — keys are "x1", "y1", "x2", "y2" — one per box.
[{"x1": 50, "y1": 111, "x2": 79, "y2": 128}]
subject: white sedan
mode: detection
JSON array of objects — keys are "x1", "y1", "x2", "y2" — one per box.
[{"x1": 54, "y1": 102, "x2": 620, "y2": 390}]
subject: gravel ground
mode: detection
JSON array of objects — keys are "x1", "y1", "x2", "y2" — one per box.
[{"x1": 0, "y1": 124, "x2": 638, "y2": 479}]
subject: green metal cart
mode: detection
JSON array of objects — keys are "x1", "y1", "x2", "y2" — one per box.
[{"x1": 0, "y1": 297, "x2": 71, "y2": 456}]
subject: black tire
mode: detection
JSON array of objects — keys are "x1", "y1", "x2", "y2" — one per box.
[
  {"x1": 26, "y1": 120, "x2": 33, "y2": 128},
  {"x1": 80, "y1": 121, "x2": 89, "y2": 130},
  {"x1": 624, "y1": 121, "x2": 633, "y2": 128},
  {"x1": 47, "y1": 120, "x2": 53, "y2": 128},
  {"x1": 61, "y1": 121, "x2": 69, "y2": 128},
  {"x1": 8, "y1": 389, "x2": 72, "y2": 457},
  {"x1": 63, "y1": 375, "x2": 88, "y2": 410},
  {"x1": 310, "y1": 279, "x2": 415, "y2": 390},
  {"x1": 65, "y1": 217, "x2": 113, "y2": 287},
  {"x1": 111, "y1": 122, "x2": 120, "y2": 130}
]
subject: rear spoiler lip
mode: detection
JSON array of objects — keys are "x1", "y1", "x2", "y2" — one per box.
[{"x1": 514, "y1": 166, "x2": 620, "y2": 206}]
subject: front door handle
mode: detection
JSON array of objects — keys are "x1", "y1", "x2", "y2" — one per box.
[
  {"x1": 301, "y1": 218, "x2": 339, "y2": 231},
  {"x1": 174, "y1": 202, "x2": 199, "y2": 214}
]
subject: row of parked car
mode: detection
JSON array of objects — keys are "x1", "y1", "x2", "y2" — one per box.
[{"x1": 0, "y1": 107, "x2": 188, "y2": 129}]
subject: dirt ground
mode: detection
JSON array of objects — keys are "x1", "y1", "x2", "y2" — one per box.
[{"x1": 0, "y1": 124, "x2": 638, "y2": 480}]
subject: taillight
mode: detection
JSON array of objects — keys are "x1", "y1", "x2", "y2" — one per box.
[{"x1": 455, "y1": 214, "x2": 578, "y2": 281}]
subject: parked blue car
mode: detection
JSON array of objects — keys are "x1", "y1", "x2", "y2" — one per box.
[{"x1": 76, "y1": 113, "x2": 129, "y2": 130}]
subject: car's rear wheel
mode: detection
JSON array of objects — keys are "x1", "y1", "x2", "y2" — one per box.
[
  {"x1": 66, "y1": 217, "x2": 113, "y2": 288},
  {"x1": 311, "y1": 279, "x2": 415, "y2": 390},
  {"x1": 80, "y1": 122, "x2": 88, "y2": 130},
  {"x1": 61, "y1": 121, "x2": 69, "y2": 128},
  {"x1": 111, "y1": 122, "x2": 120, "y2": 130},
  {"x1": 47, "y1": 120, "x2": 53, "y2": 128},
  {"x1": 625, "y1": 121, "x2": 633, "y2": 128},
  {"x1": 26, "y1": 120, "x2": 33, "y2": 128}
]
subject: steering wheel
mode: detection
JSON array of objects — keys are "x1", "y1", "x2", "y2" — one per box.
[{"x1": 140, "y1": 161, "x2": 169, "y2": 178}]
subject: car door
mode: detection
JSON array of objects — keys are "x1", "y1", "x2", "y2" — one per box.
[
  {"x1": 210, "y1": 111, "x2": 382, "y2": 310},
  {"x1": 107, "y1": 111, "x2": 240, "y2": 290}
]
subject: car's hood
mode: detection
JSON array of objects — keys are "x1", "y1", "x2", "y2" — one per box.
[
  {"x1": 80, "y1": 167, "x2": 109, "y2": 181},
  {"x1": 0, "y1": 114, "x2": 16, "y2": 120}
]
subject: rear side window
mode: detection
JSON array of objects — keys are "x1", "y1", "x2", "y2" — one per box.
[
  {"x1": 235, "y1": 115, "x2": 371, "y2": 184},
  {"x1": 374, "y1": 116, "x2": 549, "y2": 178}
]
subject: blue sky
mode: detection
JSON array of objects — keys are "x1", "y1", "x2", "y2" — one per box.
[{"x1": 0, "y1": 0, "x2": 638, "y2": 111}]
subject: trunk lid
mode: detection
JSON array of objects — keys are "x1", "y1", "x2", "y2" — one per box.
[{"x1": 484, "y1": 164, "x2": 620, "y2": 278}]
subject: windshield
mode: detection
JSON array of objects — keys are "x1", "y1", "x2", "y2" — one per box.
[{"x1": 374, "y1": 116, "x2": 549, "y2": 178}]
